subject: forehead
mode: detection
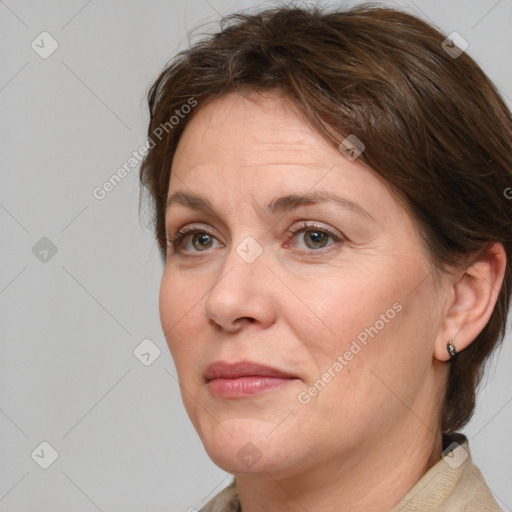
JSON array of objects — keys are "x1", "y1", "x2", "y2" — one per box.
[{"x1": 172, "y1": 90, "x2": 340, "y2": 171}]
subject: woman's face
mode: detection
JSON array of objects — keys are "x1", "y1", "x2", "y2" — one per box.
[{"x1": 160, "y1": 91, "x2": 449, "y2": 476}]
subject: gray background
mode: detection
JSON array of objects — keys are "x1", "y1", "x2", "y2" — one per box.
[{"x1": 0, "y1": 0, "x2": 511, "y2": 510}]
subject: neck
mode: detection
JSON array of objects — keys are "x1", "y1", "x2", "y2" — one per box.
[{"x1": 235, "y1": 421, "x2": 443, "y2": 512}]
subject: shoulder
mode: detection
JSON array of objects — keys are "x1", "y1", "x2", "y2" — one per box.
[
  {"x1": 199, "y1": 478, "x2": 239, "y2": 512},
  {"x1": 393, "y1": 433, "x2": 502, "y2": 511},
  {"x1": 453, "y1": 451, "x2": 502, "y2": 511}
]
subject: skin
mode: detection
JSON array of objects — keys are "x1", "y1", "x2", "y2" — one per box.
[{"x1": 159, "y1": 90, "x2": 506, "y2": 512}]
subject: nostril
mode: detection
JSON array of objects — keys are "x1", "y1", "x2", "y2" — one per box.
[
  {"x1": 235, "y1": 317, "x2": 256, "y2": 326},
  {"x1": 209, "y1": 319, "x2": 223, "y2": 331}
]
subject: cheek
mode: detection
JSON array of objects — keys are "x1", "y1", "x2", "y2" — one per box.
[
  {"x1": 324, "y1": 268, "x2": 438, "y2": 405},
  {"x1": 289, "y1": 271, "x2": 399, "y2": 353},
  {"x1": 159, "y1": 267, "x2": 203, "y2": 360},
  {"x1": 292, "y1": 254, "x2": 434, "y2": 377}
]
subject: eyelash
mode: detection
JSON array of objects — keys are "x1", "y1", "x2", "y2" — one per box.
[
  {"x1": 166, "y1": 226, "x2": 210, "y2": 250},
  {"x1": 287, "y1": 221, "x2": 342, "y2": 248},
  {"x1": 166, "y1": 222, "x2": 342, "y2": 253}
]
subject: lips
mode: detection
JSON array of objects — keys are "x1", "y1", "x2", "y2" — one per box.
[
  {"x1": 204, "y1": 361, "x2": 296, "y2": 381},
  {"x1": 204, "y1": 361, "x2": 298, "y2": 398}
]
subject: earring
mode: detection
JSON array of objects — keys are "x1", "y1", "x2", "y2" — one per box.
[{"x1": 447, "y1": 338, "x2": 457, "y2": 359}]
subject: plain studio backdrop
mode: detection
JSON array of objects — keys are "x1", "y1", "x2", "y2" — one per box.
[{"x1": 0, "y1": 0, "x2": 511, "y2": 510}]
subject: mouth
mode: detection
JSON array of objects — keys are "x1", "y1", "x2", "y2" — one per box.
[{"x1": 204, "y1": 360, "x2": 299, "y2": 398}]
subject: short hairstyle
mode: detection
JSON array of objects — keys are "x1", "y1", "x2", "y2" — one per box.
[{"x1": 139, "y1": 4, "x2": 512, "y2": 433}]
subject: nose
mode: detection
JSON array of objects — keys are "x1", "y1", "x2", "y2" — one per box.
[{"x1": 203, "y1": 241, "x2": 277, "y2": 333}]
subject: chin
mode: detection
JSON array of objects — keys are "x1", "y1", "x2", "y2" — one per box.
[
  {"x1": 198, "y1": 421, "x2": 302, "y2": 476},
  {"x1": 204, "y1": 445, "x2": 290, "y2": 476}
]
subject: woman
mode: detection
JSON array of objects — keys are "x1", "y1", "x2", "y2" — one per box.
[{"x1": 139, "y1": 4, "x2": 511, "y2": 511}]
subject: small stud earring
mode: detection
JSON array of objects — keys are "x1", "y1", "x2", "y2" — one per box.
[{"x1": 447, "y1": 338, "x2": 457, "y2": 359}]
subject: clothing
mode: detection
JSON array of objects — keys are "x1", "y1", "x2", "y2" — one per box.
[{"x1": 199, "y1": 433, "x2": 502, "y2": 511}]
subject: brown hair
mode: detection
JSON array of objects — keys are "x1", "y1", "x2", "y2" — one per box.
[{"x1": 139, "y1": 4, "x2": 512, "y2": 433}]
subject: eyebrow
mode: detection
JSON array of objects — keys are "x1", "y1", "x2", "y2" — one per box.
[{"x1": 165, "y1": 190, "x2": 373, "y2": 220}]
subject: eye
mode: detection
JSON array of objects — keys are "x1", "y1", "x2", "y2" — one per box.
[
  {"x1": 167, "y1": 226, "x2": 221, "y2": 253},
  {"x1": 287, "y1": 222, "x2": 342, "y2": 250},
  {"x1": 166, "y1": 221, "x2": 342, "y2": 255}
]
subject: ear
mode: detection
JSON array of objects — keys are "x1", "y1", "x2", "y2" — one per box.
[{"x1": 434, "y1": 243, "x2": 507, "y2": 362}]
